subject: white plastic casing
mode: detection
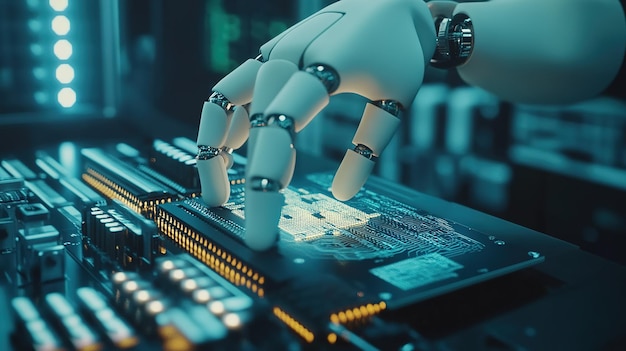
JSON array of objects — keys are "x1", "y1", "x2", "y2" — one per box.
[
  {"x1": 427, "y1": 0, "x2": 458, "y2": 18},
  {"x1": 212, "y1": 59, "x2": 262, "y2": 105},
  {"x1": 352, "y1": 103, "x2": 401, "y2": 155},
  {"x1": 260, "y1": 0, "x2": 436, "y2": 106},
  {"x1": 244, "y1": 190, "x2": 284, "y2": 251},
  {"x1": 198, "y1": 157, "x2": 230, "y2": 206},
  {"x1": 264, "y1": 72, "x2": 330, "y2": 132},
  {"x1": 246, "y1": 60, "x2": 298, "y2": 176},
  {"x1": 197, "y1": 102, "x2": 229, "y2": 147},
  {"x1": 223, "y1": 106, "x2": 249, "y2": 150},
  {"x1": 332, "y1": 150, "x2": 375, "y2": 201},
  {"x1": 249, "y1": 60, "x2": 298, "y2": 117},
  {"x1": 331, "y1": 103, "x2": 400, "y2": 201},
  {"x1": 246, "y1": 126, "x2": 295, "y2": 187}
]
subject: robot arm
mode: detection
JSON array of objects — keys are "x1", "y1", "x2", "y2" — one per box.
[
  {"x1": 196, "y1": 0, "x2": 626, "y2": 251},
  {"x1": 432, "y1": 0, "x2": 626, "y2": 104}
]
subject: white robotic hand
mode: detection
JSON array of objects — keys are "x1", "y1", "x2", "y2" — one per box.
[
  {"x1": 197, "y1": 0, "x2": 625, "y2": 251},
  {"x1": 196, "y1": 0, "x2": 436, "y2": 251}
]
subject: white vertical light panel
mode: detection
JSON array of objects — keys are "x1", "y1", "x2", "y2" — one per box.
[{"x1": 50, "y1": 0, "x2": 75, "y2": 108}]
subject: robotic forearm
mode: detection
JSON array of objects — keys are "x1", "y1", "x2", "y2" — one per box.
[
  {"x1": 196, "y1": 0, "x2": 626, "y2": 251},
  {"x1": 431, "y1": 0, "x2": 625, "y2": 104}
]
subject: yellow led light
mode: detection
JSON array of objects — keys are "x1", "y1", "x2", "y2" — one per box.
[
  {"x1": 272, "y1": 307, "x2": 315, "y2": 343},
  {"x1": 360, "y1": 306, "x2": 369, "y2": 317},
  {"x1": 327, "y1": 333, "x2": 337, "y2": 344},
  {"x1": 346, "y1": 310, "x2": 354, "y2": 322},
  {"x1": 115, "y1": 336, "x2": 139, "y2": 349}
]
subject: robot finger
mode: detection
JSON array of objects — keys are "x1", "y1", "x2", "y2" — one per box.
[
  {"x1": 197, "y1": 58, "x2": 262, "y2": 207},
  {"x1": 247, "y1": 59, "x2": 299, "y2": 168},
  {"x1": 331, "y1": 101, "x2": 403, "y2": 201},
  {"x1": 244, "y1": 125, "x2": 294, "y2": 251},
  {"x1": 219, "y1": 105, "x2": 250, "y2": 169},
  {"x1": 244, "y1": 65, "x2": 335, "y2": 251}
]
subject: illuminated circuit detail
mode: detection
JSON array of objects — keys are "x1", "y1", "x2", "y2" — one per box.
[
  {"x1": 209, "y1": 173, "x2": 485, "y2": 261},
  {"x1": 82, "y1": 168, "x2": 175, "y2": 218},
  {"x1": 155, "y1": 208, "x2": 265, "y2": 297},
  {"x1": 329, "y1": 301, "x2": 386, "y2": 326},
  {"x1": 225, "y1": 190, "x2": 380, "y2": 242},
  {"x1": 273, "y1": 307, "x2": 315, "y2": 343}
]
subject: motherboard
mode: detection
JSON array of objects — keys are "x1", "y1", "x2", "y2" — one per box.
[{"x1": 0, "y1": 137, "x2": 544, "y2": 350}]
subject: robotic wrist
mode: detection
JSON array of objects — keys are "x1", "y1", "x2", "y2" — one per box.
[{"x1": 430, "y1": 13, "x2": 473, "y2": 69}]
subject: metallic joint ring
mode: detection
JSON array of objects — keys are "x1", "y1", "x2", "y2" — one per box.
[
  {"x1": 249, "y1": 177, "x2": 281, "y2": 192},
  {"x1": 196, "y1": 145, "x2": 221, "y2": 160},
  {"x1": 305, "y1": 64, "x2": 340, "y2": 93},
  {"x1": 354, "y1": 144, "x2": 378, "y2": 160},
  {"x1": 209, "y1": 92, "x2": 235, "y2": 112}
]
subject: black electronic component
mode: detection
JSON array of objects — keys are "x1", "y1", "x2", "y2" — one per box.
[
  {"x1": 0, "y1": 206, "x2": 16, "y2": 254},
  {"x1": 149, "y1": 138, "x2": 201, "y2": 192},
  {"x1": 82, "y1": 200, "x2": 162, "y2": 272},
  {"x1": 81, "y1": 148, "x2": 178, "y2": 218},
  {"x1": 0, "y1": 177, "x2": 29, "y2": 255},
  {"x1": 148, "y1": 138, "x2": 247, "y2": 196},
  {"x1": 16, "y1": 224, "x2": 61, "y2": 283}
]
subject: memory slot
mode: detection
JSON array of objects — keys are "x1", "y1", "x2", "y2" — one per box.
[
  {"x1": 81, "y1": 148, "x2": 178, "y2": 218},
  {"x1": 151, "y1": 139, "x2": 200, "y2": 190},
  {"x1": 151, "y1": 138, "x2": 246, "y2": 194},
  {"x1": 155, "y1": 203, "x2": 267, "y2": 298}
]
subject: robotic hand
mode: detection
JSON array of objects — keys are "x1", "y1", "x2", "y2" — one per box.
[{"x1": 196, "y1": 0, "x2": 626, "y2": 251}]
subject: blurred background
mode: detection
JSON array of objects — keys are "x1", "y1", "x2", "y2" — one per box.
[{"x1": 1, "y1": 0, "x2": 625, "y2": 264}]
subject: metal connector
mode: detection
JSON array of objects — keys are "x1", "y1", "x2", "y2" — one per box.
[{"x1": 431, "y1": 13, "x2": 473, "y2": 68}]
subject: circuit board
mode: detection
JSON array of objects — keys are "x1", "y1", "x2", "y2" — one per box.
[
  {"x1": 0, "y1": 138, "x2": 545, "y2": 350},
  {"x1": 158, "y1": 169, "x2": 543, "y2": 312}
]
